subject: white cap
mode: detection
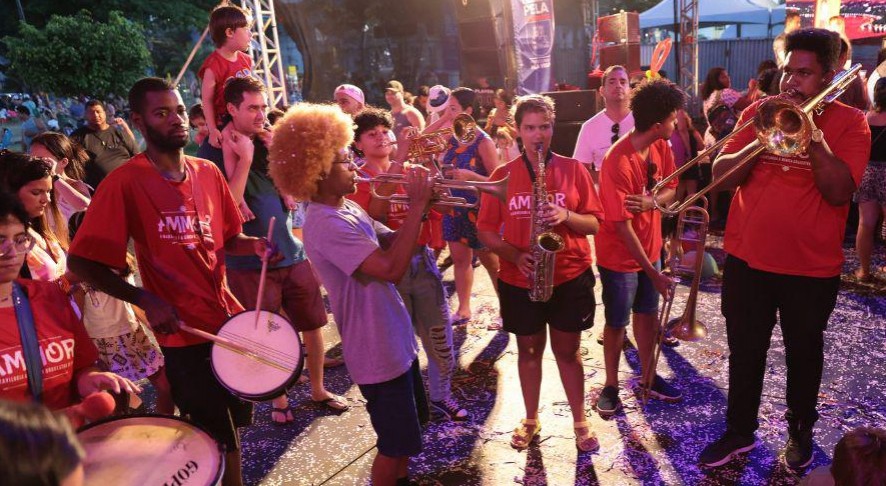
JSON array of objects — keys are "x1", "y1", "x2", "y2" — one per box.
[
  {"x1": 334, "y1": 84, "x2": 365, "y2": 105},
  {"x1": 427, "y1": 85, "x2": 451, "y2": 113}
]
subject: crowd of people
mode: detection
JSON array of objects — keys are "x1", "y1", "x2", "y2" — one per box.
[{"x1": 0, "y1": 2, "x2": 884, "y2": 484}]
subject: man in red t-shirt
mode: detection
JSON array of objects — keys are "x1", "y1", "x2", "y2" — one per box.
[
  {"x1": 594, "y1": 80, "x2": 684, "y2": 417},
  {"x1": 699, "y1": 29, "x2": 871, "y2": 471},
  {"x1": 68, "y1": 78, "x2": 277, "y2": 486},
  {"x1": 346, "y1": 108, "x2": 467, "y2": 422},
  {"x1": 477, "y1": 94, "x2": 603, "y2": 453}
]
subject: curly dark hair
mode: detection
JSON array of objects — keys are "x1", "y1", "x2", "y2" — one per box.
[
  {"x1": 630, "y1": 80, "x2": 686, "y2": 132},
  {"x1": 353, "y1": 107, "x2": 394, "y2": 142},
  {"x1": 784, "y1": 28, "x2": 841, "y2": 73},
  {"x1": 701, "y1": 67, "x2": 728, "y2": 100}
]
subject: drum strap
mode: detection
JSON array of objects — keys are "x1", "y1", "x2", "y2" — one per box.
[{"x1": 12, "y1": 282, "x2": 43, "y2": 403}]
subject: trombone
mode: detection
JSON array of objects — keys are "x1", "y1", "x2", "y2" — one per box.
[
  {"x1": 641, "y1": 199, "x2": 710, "y2": 407},
  {"x1": 403, "y1": 113, "x2": 478, "y2": 160},
  {"x1": 651, "y1": 64, "x2": 862, "y2": 216}
]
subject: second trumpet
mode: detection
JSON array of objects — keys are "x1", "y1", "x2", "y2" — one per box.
[{"x1": 356, "y1": 172, "x2": 508, "y2": 208}]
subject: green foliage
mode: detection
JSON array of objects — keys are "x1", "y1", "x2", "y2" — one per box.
[{"x1": 4, "y1": 10, "x2": 151, "y2": 97}]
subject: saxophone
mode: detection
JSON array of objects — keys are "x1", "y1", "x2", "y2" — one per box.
[{"x1": 528, "y1": 143, "x2": 565, "y2": 302}]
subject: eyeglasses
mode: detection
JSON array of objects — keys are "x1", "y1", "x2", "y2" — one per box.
[
  {"x1": 335, "y1": 150, "x2": 356, "y2": 168},
  {"x1": 646, "y1": 160, "x2": 658, "y2": 191},
  {"x1": 0, "y1": 234, "x2": 36, "y2": 257},
  {"x1": 611, "y1": 123, "x2": 620, "y2": 144}
]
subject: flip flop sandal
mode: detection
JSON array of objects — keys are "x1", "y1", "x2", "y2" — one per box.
[
  {"x1": 574, "y1": 421, "x2": 600, "y2": 452},
  {"x1": 270, "y1": 406, "x2": 294, "y2": 425},
  {"x1": 510, "y1": 418, "x2": 541, "y2": 449},
  {"x1": 313, "y1": 395, "x2": 349, "y2": 412}
]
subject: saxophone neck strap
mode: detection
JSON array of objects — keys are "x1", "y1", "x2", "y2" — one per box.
[
  {"x1": 520, "y1": 150, "x2": 553, "y2": 183},
  {"x1": 12, "y1": 282, "x2": 42, "y2": 403}
]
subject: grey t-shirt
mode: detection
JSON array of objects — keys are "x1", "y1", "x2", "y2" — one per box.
[{"x1": 303, "y1": 199, "x2": 417, "y2": 385}]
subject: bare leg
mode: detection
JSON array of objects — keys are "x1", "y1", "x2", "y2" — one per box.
[
  {"x1": 302, "y1": 329, "x2": 335, "y2": 400},
  {"x1": 449, "y1": 241, "x2": 474, "y2": 320},
  {"x1": 603, "y1": 325, "x2": 626, "y2": 388},
  {"x1": 147, "y1": 367, "x2": 174, "y2": 415},
  {"x1": 855, "y1": 200, "x2": 880, "y2": 279},
  {"x1": 476, "y1": 248, "x2": 500, "y2": 294},
  {"x1": 632, "y1": 312, "x2": 658, "y2": 386},
  {"x1": 371, "y1": 453, "x2": 406, "y2": 486},
  {"x1": 549, "y1": 328, "x2": 586, "y2": 422},
  {"x1": 516, "y1": 331, "x2": 547, "y2": 419},
  {"x1": 223, "y1": 450, "x2": 243, "y2": 486}
]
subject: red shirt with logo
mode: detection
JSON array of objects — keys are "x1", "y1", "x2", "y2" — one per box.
[
  {"x1": 477, "y1": 153, "x2": 603, "y2": 289},
  {"x1": 596, "y1": 136, "x2": 677, "y2": 273},
  {"x1": 198, "y1": 50, "x2": 254, "y2": 127},
  {"x1": 69, "y1": 154, "x2": 245, "y2": 347},
  {"x1": 720, "y1": 100, "x2": 870, "y2": 277},
  {"x1": 0, "y1": 279, "x2": 99, "y2": 410},
  {"x1": 348, "y1": 164, "x2": 437, "y2": 246}
]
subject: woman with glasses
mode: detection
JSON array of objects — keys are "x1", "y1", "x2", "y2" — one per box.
[
  {"x1": 0, "y1": 192, "x2": 138, "y2": 410},
  {"x1": 594, "y1": 80, "x2": 685, "y2": 417}
]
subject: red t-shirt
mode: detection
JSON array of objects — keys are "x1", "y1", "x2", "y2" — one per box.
[
  {"x1": 720, "y1": 99, "x2": 870, "y2": 277},
  {"x1": 477, "y1": 153, "x2": 603, "y2": 289},
  {"x1": 596, "y1": 136, "x2": 677, "y2": 272},
  {"x1": 198, "y1": 50, "x2": 254, "y2": 127},
  {"x1": 0, "y1": 279, "x2": 98, "y2": 410},
  {"x1": 347, "y1": 164, "x2": 437, "y2": 246},
  {"x1": 69, "y1": 154, "x2": 245, "y2": 347}
]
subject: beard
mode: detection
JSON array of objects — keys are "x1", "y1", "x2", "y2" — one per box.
[{"x1": 144, "y1": 123, "x2": 188, "y2": 151}]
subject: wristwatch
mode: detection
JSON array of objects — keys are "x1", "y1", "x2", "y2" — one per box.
[{"x1": 811, "y1": 128, "x2": 823, "y2": 143}]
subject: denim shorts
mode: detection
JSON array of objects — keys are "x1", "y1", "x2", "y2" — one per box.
[{"x1": 598, "y1": 261, "x2": 661, "y2": 328}]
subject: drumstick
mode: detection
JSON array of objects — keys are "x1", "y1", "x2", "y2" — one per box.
[
  {"x1": 254, "y1": 216, "x2": 276, "y2": 330},
  {"x1": 178, "y1": 323, "x2": 291, "y2": 373}
]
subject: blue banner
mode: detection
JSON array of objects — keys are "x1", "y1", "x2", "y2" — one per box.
[{"x1": 511, "y1": 0, "x2": 555, "y2": 95}]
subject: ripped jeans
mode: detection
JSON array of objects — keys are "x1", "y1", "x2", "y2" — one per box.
[{"x1": 396, "y1": 246, "x2": 455, "y2": 402}]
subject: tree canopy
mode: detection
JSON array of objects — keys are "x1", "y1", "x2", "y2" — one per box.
[{"x1": 4, "y1": 10, "x2": 151, "y2": 98}]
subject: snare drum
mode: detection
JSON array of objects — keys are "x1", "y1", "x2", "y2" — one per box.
[
  {"x1": 77, "y1": 414, "x2": 224, "y2": 486},
  {"x1": 210, "y1": 310, "x2": 305, "y2": 401}
]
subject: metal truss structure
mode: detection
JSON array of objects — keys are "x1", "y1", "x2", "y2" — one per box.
[
  {"x1": 242, "y1": 0, "x2": 288, "y2": 106},
  {"x1": 678, "y1": 0, "x2": 699, "y2": 98}
]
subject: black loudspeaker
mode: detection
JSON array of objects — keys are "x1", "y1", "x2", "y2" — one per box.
[
  {"x1": 600, "y1": 43, "x2": 641, "y2": 73},
  {"x1": 551, "y1": 121, "x2": 584, "y2": 156},
  {"x1": 453, "y1": 0, "x2": 508, "y2": 83},
  {"x1": 542, "y1": 90, "x2": 600, "y2": 123},
  {"x1": 597, "y1": 12, "x2": 640, "y2": 44}
]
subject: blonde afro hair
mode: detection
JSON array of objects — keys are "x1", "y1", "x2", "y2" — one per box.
[{"x1": 268, "y1": 103, "x2": 354, "y2": 200}]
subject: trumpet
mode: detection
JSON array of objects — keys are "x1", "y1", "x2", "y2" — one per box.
[
  {"x1": 355, "y1": 170, "x2": 508, "y2": 208},
  {"x1": 404, "y1": 113, "x2": 478, "y2": 159},
  {"x1": 651, "y1": 64, "x2": 862, "y2": 216}
]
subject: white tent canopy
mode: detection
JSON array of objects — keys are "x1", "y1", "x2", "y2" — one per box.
[{"x1": 639, "y1": 0, "x2": 786, "y2": 30}]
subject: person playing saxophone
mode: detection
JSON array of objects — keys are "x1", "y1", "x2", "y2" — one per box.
[{"x1": 477, "y1": 94, "x2": 603, "y2": 453}]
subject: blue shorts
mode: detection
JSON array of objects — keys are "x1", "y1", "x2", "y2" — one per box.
[
  {"x1": 598, "y1": 261, "x2": 661, "y2": 328},
  {"x1": 357, "y1": 359, "x2": 425, "y2": 458}
]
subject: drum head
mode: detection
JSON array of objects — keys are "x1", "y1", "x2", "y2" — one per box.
[
  {"x1": 211, "y1": 310, "x2": 304, "y2": 401},
  {"x1": 77, "y1": 414, "x2": 224, "y2": 486}
]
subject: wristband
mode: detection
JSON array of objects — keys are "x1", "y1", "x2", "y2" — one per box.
[{"x1": 565, "y1": 210, "x2": 570, "y2": 223}]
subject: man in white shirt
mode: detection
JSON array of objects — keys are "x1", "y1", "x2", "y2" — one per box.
[{"x1": 573, "y1": 65, "x2": 634, "y2": 185}]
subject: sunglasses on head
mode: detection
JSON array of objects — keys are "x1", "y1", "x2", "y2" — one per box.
[{"x1": 611, "y1": 123, "x2": 620, "y2": 144}]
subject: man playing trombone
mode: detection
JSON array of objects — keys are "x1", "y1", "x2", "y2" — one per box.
[
  {"x1": 698, "y1": 28, "x2": 871, "y2": 471},
  {"x1": 594, "y1": 79, "x2": 684, "y2": 417}
]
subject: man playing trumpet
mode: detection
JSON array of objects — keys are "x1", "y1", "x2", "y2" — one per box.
[{"x1": 699, "y1": 28, "x2": 871, "y2": 471}]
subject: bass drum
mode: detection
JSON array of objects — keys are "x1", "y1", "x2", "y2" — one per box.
[
  {"x1": 210, "y1": 310, "x2": 305, "y2": 402},
  {"x1": 77, "y1": 414, "x2": 224, "y2": 486}
]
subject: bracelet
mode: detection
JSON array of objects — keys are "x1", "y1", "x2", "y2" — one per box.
[{"x1": 565, "y1": 210, "x2": 570, "y2": 223}]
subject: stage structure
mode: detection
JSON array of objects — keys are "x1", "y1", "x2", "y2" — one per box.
[
  {"x1": 678, "y1": 0, "x2": 699, "y2": 98},
  {"x1": 242, "y1": 0, "x2": 288, "y2": 106}
]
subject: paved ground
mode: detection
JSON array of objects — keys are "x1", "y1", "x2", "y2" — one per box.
[{"x1": 136, "y1": 235, "x2": 885, "y2": 485}]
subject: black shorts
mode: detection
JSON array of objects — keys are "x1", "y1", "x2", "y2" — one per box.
[
  {"x1": 499, "y1": 268, "x2": 596, "y2": 336},
  {"x1": 161, "y1": 343, "x2": 253, "y2": 452},
  {"x1": 357, "y1": 359, "x2": 426, "y2": 458},
  {"x1": 678, "y1": 164, "x2": 701, "y2": 181}
]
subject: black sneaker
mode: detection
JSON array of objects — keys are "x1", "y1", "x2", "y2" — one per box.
[
  {"x1": 595, "y1": 386, "x2": 621, "y2": 416},
  {"x1": 783, "y1": 433, "x2": 814, "y2": 471},
  {"x1": 430, "y1": 398, "x2": 469, "y2": 421},
  {"x1": 699, "y1": 430, "x2": 757, "y2": 467},
  {"x1": 643, "y1": 375, "x2": 683, "y2": 401}
]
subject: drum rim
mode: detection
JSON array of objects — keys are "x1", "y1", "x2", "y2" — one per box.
[
  {"x1": 76, "y1": 412, "x2": 226, "y2": 486},
  {"x1": 210, "y1": 310, "x2": 305, "y2": 402}
]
